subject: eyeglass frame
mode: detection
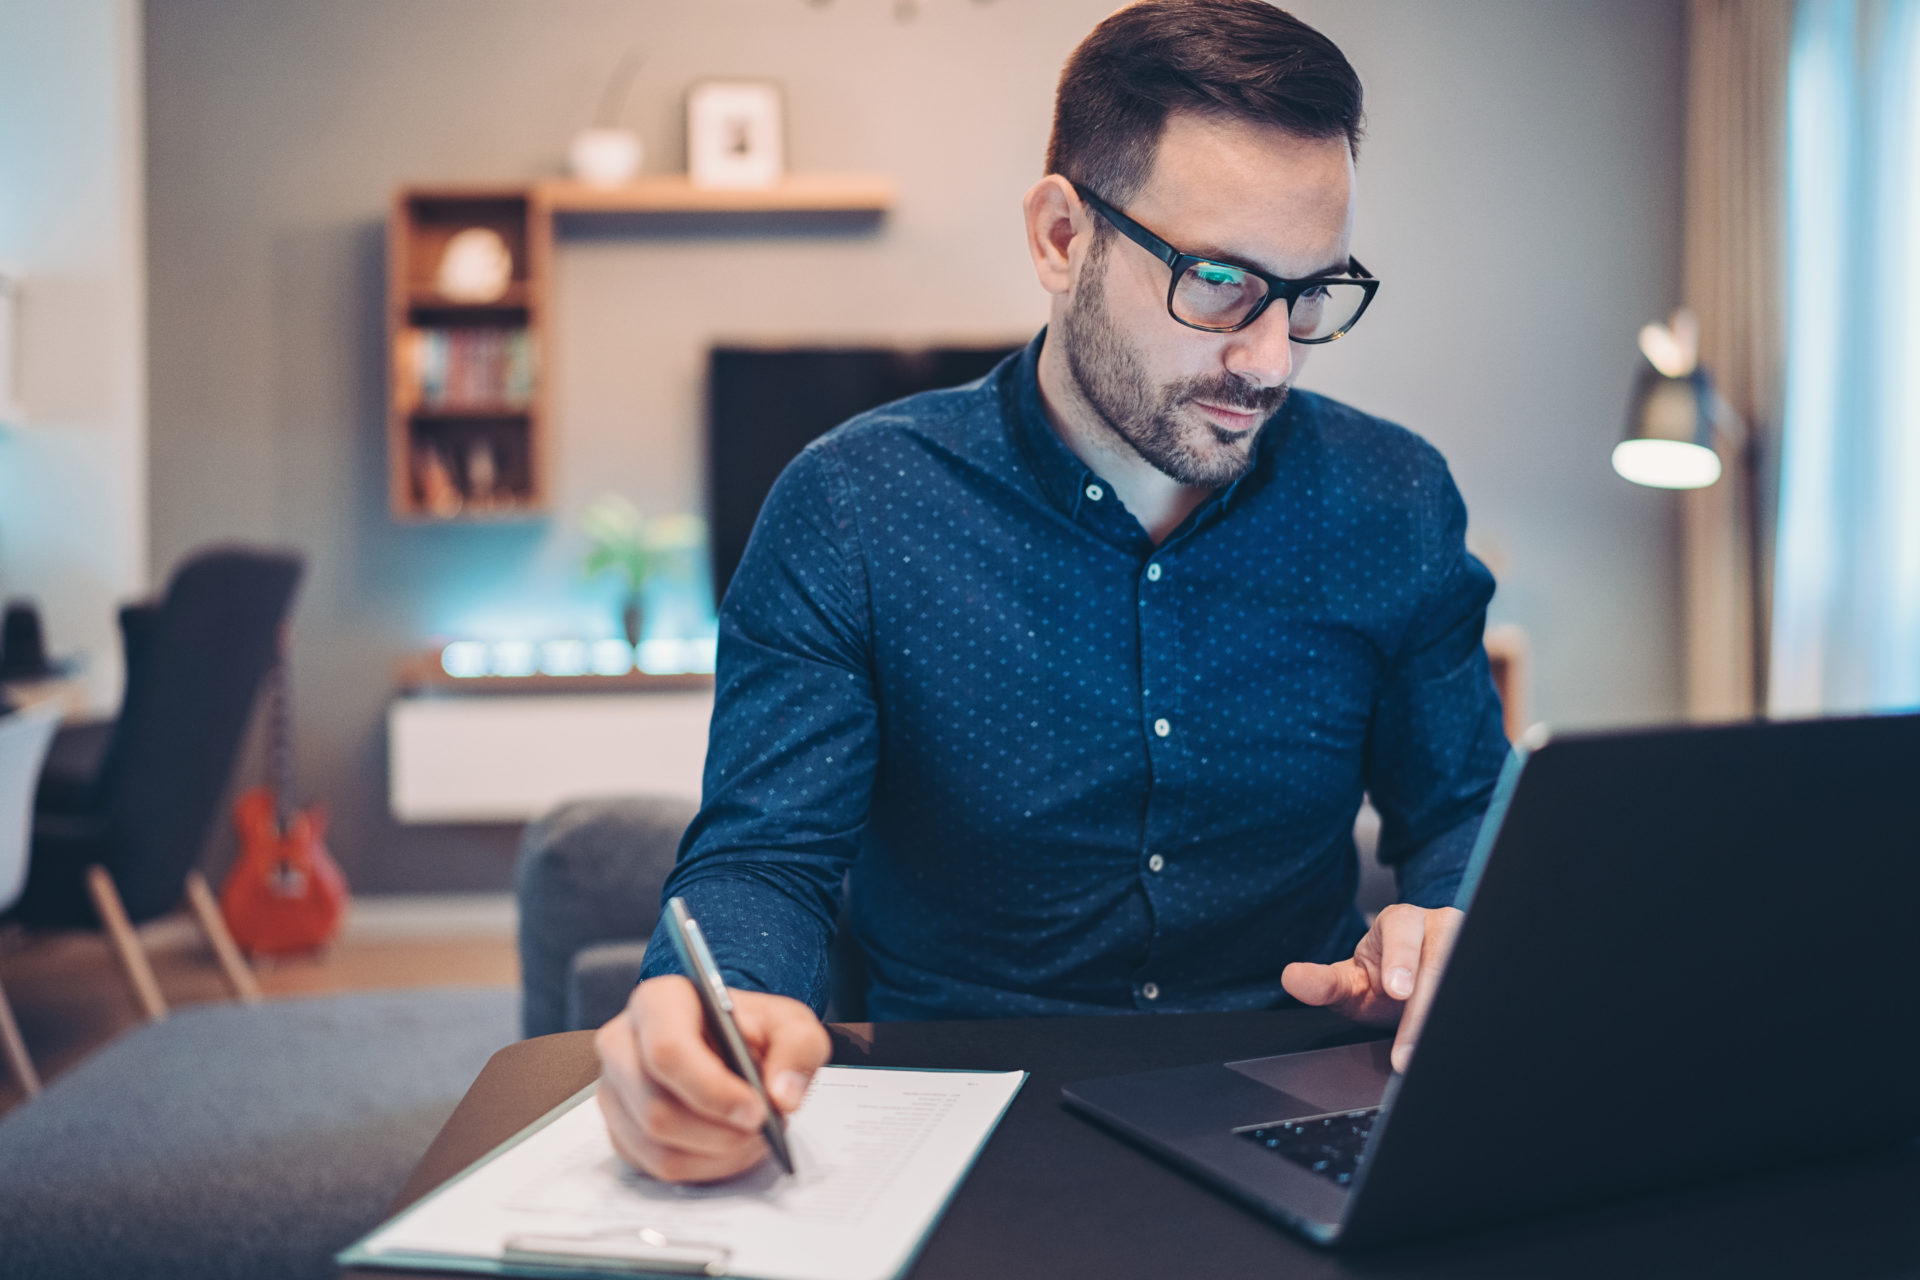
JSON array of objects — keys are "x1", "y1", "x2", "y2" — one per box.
[{"x1": 1069, "y1": 180, "x2": 1380, "y2": 342}]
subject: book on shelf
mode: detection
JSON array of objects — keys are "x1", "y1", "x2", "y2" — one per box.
[{"x1": 400, "y1": 327, "x2": 534, "y2": 411}]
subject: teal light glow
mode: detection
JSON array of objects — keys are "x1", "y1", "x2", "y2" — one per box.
[
  {"x1": 638, "y1": 637, "x2": 718, "y2": 675},
  {"x1": 539, "y1": 639, "x2": 589, "y2": 677},
  {"x1": 440, "y1": 641, "x2": 489, "y2": 678},
  {"x1": 439, "y1": 636, "x2": 714, "y2": 677},
  {"x1": 591, "y1": 639, "x2": 635, "y2": 676},
  {"x1": 489, "y1": 640, "x2": 538, "y2": 678}
]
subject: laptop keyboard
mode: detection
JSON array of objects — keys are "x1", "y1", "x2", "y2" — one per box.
[{"x1": 1240, "y1": 1108, "x2": 1381, "y2": 1187}]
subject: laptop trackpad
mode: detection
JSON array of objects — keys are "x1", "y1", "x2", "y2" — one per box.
[{"x1": 1225, "y1": 1040, "x2": 1394, "y2": 1115}]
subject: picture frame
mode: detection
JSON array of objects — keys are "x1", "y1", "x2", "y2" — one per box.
[{"x1": 686, "y1": 80, "x2": 785, "y2": 190}]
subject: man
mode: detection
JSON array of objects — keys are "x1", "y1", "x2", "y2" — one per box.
[{"x1": 596, "y1": 0, "x2": 1509, "y2": 1183}]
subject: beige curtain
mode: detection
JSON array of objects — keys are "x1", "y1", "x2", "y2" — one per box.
[{"x1": 1680, "y1": 0, "x2": 1791, "y2": 719}]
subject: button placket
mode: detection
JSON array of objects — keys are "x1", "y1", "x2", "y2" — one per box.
[{"x1": 1135, "y1": 534, "x2": 1180, "y2": 1011}]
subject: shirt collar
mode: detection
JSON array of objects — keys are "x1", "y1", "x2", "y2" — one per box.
[
  {"x1": 1000, "y1": 330, "x2": 1100, "y2": 522},
  {"x1": 998, "y1": 328, "x2": 1294, "y2": 545}
]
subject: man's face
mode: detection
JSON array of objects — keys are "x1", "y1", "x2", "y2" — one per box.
[{"x1": 1059, "y1": 112, "x2": 1356, "y2": 487}]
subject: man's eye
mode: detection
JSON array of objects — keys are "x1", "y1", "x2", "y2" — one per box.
[{"x1": 1194, "y1": 265, "x2": 1245, "y2": 287}]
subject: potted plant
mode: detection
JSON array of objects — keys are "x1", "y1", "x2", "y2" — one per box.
[{"x1": 581, "y1": 496, "x2": 706, "y2": 647}]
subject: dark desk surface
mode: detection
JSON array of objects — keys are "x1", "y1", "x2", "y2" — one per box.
[{"x1": 347, "y1": 1009, "x2": 1920, "y2": 1280}]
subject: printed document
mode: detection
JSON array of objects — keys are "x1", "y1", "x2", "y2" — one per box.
[{"x1": 342, "y1": 1065, "x2": 1026, "y2": 1280}]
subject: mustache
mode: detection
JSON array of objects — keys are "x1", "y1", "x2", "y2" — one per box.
[{"x1": 1170, "y1": 376, "x2": 1288, "y2": 417}]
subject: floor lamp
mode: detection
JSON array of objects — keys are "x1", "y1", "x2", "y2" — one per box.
[{"x1": 1613, "y1": 309, "x2": 1765, "y2": 715}]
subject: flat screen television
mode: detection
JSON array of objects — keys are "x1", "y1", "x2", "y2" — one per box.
[{"x1": 706, "y1": 343, "x2": 1023, "y2": 607}]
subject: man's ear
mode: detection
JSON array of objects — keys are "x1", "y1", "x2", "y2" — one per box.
[{"x1": 1022, "y1": 175, "x2": 1085, "y2": 298}]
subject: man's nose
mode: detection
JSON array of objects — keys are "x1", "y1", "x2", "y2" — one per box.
[{"x1": 1221, "y1": 303, "x2": 1295, "y2": 389}]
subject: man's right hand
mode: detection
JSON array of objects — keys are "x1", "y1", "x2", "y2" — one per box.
[{"x1": 594, "y1": 975, "x2": 831, "y2": 1183}]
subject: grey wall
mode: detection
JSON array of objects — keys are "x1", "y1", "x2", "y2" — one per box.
[{"x1": 145, "y1": 0, "x2": 1687, "y2": 895}]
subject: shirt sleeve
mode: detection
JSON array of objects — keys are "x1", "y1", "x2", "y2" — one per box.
[
  {"x1": 1363, "y1": 450, "x2": 1512, "y2": 910},
  {"x1": 637, "y1": 443, "x2": 877, "y2": 1013}
]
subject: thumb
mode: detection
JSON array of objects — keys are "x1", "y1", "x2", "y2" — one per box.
[
  {"x1": 1282, "y1": 959, "x2": 1360, "y2": 1008},
  {"x1": 739, "y1": 994, "x2": 831, "y2": 1114}
]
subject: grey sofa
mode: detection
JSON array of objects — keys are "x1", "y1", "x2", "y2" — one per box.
[
  {"x1": 514, "y1": 795, "x2": 1395, "y2": 1037},
  {"x1": 515, "y1": 795, "x2": 699, "y2": 1039}
]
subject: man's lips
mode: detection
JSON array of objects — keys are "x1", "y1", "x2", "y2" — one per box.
[{"x1": 1191, "y1": 400, "x2": 1264, "y2": 432}]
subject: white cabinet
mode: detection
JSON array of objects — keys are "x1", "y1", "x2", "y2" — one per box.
[{"x1": 388, "y1": 690, "x2": 713, "y2": 823}]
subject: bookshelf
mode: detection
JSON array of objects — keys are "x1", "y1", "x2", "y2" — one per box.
[
  {"x1": 385, "y1": 175, "x2": 896, "y2": 521},
  {"x1": 387, "y1": 185, "x2": 548, "y2": 520}
]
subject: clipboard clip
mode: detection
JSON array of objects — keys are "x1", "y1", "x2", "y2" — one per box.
[{"x1": 502, "y1": 1226, "x2": 731, "y2": 1276}]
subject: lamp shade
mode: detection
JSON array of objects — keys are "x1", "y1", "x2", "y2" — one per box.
[{"x1": 1613, "y1": 366, "x2": 1722, "y2": 489}]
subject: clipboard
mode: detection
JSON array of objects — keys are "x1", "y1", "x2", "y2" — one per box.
[{"x1": 338, "y1": 1064, "x2": 1026, "y2": 1280}]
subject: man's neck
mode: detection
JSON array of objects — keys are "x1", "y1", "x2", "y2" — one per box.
[{"x1": 1035, "y1": 331, "x2": 1211, "y2": 546}]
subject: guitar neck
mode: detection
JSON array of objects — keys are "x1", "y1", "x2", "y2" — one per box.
[{"x1": 271, "y1": 657, "x2": 295, "y2": 832}]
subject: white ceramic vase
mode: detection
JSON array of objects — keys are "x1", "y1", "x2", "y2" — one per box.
[{"x1": 569, "y1": 128, "x2": 643, "y2": 187}]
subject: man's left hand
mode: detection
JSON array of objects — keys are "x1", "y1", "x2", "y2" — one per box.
[{"x1": 1280, "y1": 903, "x2": 1463, "y2": 1074}]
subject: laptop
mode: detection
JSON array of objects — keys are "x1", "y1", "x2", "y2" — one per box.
[{"x1": 1062, "y1": 713, "x2": 1920, "y2": 1248}]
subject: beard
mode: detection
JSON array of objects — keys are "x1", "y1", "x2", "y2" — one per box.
[{"x1": 1059, "y1": 235, "x2": 1288, "y2": 488}]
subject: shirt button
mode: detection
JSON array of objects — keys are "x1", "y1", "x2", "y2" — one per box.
[
  {"x1": 1084, "y1": 483, "x2": 1104, "y2": 501},
  {"x1": 1153, "y1": 717, "x2": 1171, "y2": 737},
  {"x1": 1146, "y1": 563, "x2": 1162, "y2": 582},
  {"x1": 1141, "y1": 982, "x2": 1160, "y2": 1001},
  {"x1": 1147, "y1": 853, "x2": 1165, "y2": 873}
]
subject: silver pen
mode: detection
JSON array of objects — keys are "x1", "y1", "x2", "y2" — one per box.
[{"x1": 663, "y1": 896, "x2": 797, "y2": 1175}]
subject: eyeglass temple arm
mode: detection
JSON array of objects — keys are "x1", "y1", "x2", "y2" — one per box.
[{"x1": 1068, "y1": 181, "x2": 1184, "y2": 269}]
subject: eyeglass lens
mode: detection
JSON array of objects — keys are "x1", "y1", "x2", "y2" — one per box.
[{"x1": 1171, "y1": 260, "x2": 1368, "y2": 339}]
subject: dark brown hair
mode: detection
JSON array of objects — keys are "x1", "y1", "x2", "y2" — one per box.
[{"x1": 1046, "y1": 0, "x2": 1364, "y2": 206}]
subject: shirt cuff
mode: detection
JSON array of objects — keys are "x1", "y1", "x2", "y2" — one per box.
[{"x1": 636, "y1": 874, "x2": 838, "y2": 1013}]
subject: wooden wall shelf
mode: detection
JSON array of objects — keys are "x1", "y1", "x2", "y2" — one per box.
[
  {"x1": 385, "y1": 174, "x2": 895, "y2": 522},
  {"x1": 396, "y1": 651, "x2": 715, "y2": 695},
  {"x1": 535, "y1": 174, "x2": 896, "y2": 214},
  {"x1": 405, "y1": 283, "x2": 531, "y2": 310}
]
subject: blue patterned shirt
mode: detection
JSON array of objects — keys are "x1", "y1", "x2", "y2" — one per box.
[{"x1": 640, "y1": 334, "x2": 1509, "y2": 1019}]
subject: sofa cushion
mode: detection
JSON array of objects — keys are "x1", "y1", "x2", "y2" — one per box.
[
  {"x1": 568, "y1": 939, "x2": 651, "y2": 1032},
  {"x1": 516, "y1": 795, "x2": 697, "y2": 1038}
]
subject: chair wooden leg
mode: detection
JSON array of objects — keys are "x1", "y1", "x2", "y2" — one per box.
[
  {"x1": 184, "y1": 871, "x2": 261, "y2": 1004},
  {"x1": 0, "y1": 977, "x2": 40, "y2": 1096},
  {"x1": 85, "y1": 865, "x2": 168, "y2": 1022}
]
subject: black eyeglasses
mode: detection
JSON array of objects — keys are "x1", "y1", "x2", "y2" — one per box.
[{"x1": 1070, "y1": 181, "x2": 1380, "y2": 342}]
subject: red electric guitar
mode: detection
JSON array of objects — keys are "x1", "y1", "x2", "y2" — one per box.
[{"x1": 220, "y1": 654, "x2": 349, "y2": 954}]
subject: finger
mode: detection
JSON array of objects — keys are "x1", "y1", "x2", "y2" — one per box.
[
  {"x1": 735, "y1": 995, "x2": 832, "y2": 1114},
  {"x1": 599, "y1": 1085, "x2": 769, "y2": 1183},
  {"x1": 597, "y1": 1055, "x2": 764, "y2": 1172},
  {"x1": 1391, "y1": 908, "x2": 1462, "y2": 1074},
  {"x1": 597, "y1": 1077, "x2": 657, "y2": 1173},
  {"x1": 1374, "y1": 905, "x2": 1427, "y2": 1002},
  {"x1": 1281, "y1": 959, "x2": 1367, "y2": 1008},
  {"x1": 631, "y1": 1082, "x2": 773, "y2": 1159},
  {"x1": 633, "y1": 978, "x2": 766, "y2": 1131},
  {"x1": 596, "y1": 1005, "x2": 764, "y2": 1162},
  {"x1": 648, "y1": 1144, "x2": 772, "y2": 1185},
  {"x1": 594, "y1": 1007, "x2": 654, "y2": 1135}
]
